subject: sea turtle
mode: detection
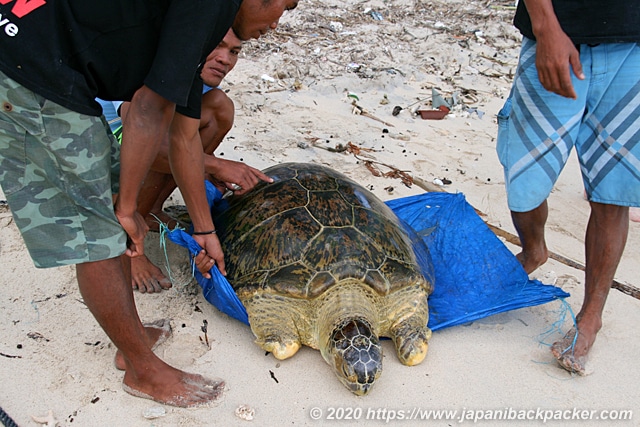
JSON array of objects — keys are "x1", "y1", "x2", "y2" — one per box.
[{"x1": 214, "y1": 162, "x2": 433, "y2": 395}]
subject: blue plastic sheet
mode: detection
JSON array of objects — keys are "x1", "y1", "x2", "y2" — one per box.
[{"x1": 167, "y1": 181, "x2": 568, "y2": 331}]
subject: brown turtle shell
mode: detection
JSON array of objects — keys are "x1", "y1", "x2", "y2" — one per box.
[{"x1": 214, "y1": 163, "x2": 428, "y2": 299}]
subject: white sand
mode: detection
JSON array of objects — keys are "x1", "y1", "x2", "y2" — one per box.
[{"x1": 1, "y1": 1, "x2": 639, "y2": 425}]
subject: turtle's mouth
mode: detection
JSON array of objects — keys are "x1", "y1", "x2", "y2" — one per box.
[{"x1": 348, "y1": 382, "x2": 374, "y2": 396}]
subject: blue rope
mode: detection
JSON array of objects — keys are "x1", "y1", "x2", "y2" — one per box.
[{"x1": 538, "y1": 298, "x2": 578, "y2": 350}]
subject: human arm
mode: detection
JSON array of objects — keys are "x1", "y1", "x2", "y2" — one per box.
[
  {"x1": 204, "y1": 156, "x2": 273, "y2": 195},
  {"x1": 122, "y1": 93, "x2": 271, "y2": 195},
  {"x1": 115, "y1": 86, "x2": 175, "y2": 257},
  {"x1": 169, "y1": 112, "x2": 226, "y2": 276},
  {"x1": 523, "y1": 0, "x2": 585, "y2": 98},
  {"x1": 199, "y1": 91, "x2": 272, "y2": 194}
]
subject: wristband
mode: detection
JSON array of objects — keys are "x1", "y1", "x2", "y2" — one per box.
[{"x1": 192, "y1": 229, "x2": 217, "y2": 235}]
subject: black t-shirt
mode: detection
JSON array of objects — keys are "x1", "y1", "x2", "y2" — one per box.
[
  {"x1": 0, "y1": 0, "x2": 241, "y2": 118},
  {"x1": 514, "y1": 0, "x2": 640, "y2": 44}
]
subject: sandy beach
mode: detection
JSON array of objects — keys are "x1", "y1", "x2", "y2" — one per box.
[{"x1": 1, "y1": 1, "x2": 639, "y2": 425}]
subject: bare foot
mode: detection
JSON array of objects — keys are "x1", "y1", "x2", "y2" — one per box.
[
  {"x1": 122, "y1": 366, "x2": 225, "y2": 408},
  {"x1": 132, "y1": 255, "x2": 172, "y2": 293},
  {"x1": 115, "y1": 319, "x2": 172, "y2": 371},
  {"x1": 516, "y1": 247, "x2": 548, "y2": 274},
  {"x1": 146, "y1": 210, "x2": 180, "y2": 232},
  {"x1": 630, "y1": 207, "x2": 640, "y2": 223},
  {"x1": 550, "y1": 322, "x2": 599, "y2": 375}
]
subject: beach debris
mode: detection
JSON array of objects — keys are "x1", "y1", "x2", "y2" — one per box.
[
  {"x1": 351, "y1": 101, "x2": 394, "y2": 127},
  {"x1": 329, "y1": 21, "x2": 343, "y2": 32},
  {"x1": 345, "y1": 91, "x2": 359, "y2": 101},
  {"x1": 269, "y1": 370, "x2": 279, "y2": 383},
  {"x1": 346, "y1": 62, "x2": 362, "y2": 73},
  {"x1": 369, "y1": 10, "x2": 384, "y2": 21},
  {"x1": 260, "y1": 74, "x2": 276, "y2": 83},
  {"x1": 391, "y1": 96, "x2": 431, "y2": 117},
  {"x1": 0, "y1": 352, "x2": 21, "y2": 359},
  {"x1": 464, "y1": 107, "x2": 485, "y2": 119},
  {"x1": 433, "y1": 21, "x2": 448, "y2": 30},
  {"x1": 417, "y1": 106, "x2": 449, "y2": 120},
  {"x1": 199, "y1": 319, "x2": 210, "y2": 349},
  {"x1": 379, "y1": 94, "x2": 389, "y2": 105},
  {"x1": 431, "y1": 88, "x2": 456, "y2": 110},
  {"x1": 31, "y1": 410, "x2": 58, "y2": 427},
  {"x1": 362, "y1": 160, "x2": 413, "y2": 188},
  {"x1": 235, "y1": 404, "x2": 256, "y2": 421},
  {"x1": 431, "y1": 177, "x2": 452, "y2": 186},
  {"x1": 0, "y1": 200, "x2": 8, "y2": 213},
  {"x1": 388, "y1": 132, "x2": 410, "y2": 141},
  {"x1": 27, "y1": 331, "x2": 50, "y2": 342},
  {"x1": 143, "y1": 406, "x2": 166, "y2": 420}
]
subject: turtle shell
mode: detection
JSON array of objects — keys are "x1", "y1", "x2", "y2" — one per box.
[{"x1": 214, "y1": 163, "x2": 428, "y2": 299}]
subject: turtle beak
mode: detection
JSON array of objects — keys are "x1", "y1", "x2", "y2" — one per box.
[{"x1": 351, "y1": 381, "x2": 374, "y2": 396}]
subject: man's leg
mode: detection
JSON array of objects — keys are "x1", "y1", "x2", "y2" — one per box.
[
  {"x1": 511, "y1": 201, "x2": 550, "y2": 274},
  {"x1": 147, "y1": 175, "x2": 181, "y2": 229},
  {"x1": 124, "y1": 169, "x2": 173, "y2": 293},
  {"x1": 76, "y1": 257, "x2": 224, "y2": 406},
  {"x1": 551, "y1": 202, "x2": 629, "y2": 374}
]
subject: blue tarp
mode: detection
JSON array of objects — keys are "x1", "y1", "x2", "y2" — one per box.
[{"x1": 167, "y1": 181, "x2": 568, "y2": 331}]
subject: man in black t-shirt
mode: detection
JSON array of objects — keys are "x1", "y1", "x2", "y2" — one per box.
[
  {"x1": 0, "y1": 0, "x2": 298, "y2": 408},
  {"x1": 120, "y1": 28, "x2": 275, "y2": 294}
]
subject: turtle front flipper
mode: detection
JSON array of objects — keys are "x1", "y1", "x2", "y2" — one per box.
[
  {"x1": 243, "y1": 293, "x2": 306, "y2": 360},
  {"x1": 260, "y1": 335, "x2": 301, "y2": 360},
  {"x1": 392, "y1": 322, "x2": 432, "y2": 366},
  {"x1": 385, "y1": 284, "x2": 432, "y2": 366}
]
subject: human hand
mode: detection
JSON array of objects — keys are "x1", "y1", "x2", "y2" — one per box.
[
  {"x1": 114, "y1": 207, "x2": 149, "y2": 258},
  {"x1": 534, "y1": 31, "x2": 585, "y2": 99},
  {"x1": 208, "y1": 157, "x2": 273, "y2": 195},
  {"x1": 192, "y1": 233, "x2": 226, "y2": 277}
]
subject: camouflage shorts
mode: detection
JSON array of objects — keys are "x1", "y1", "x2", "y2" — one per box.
[{"x1": 0, "y1": 70, "x2": 126, "y2": 268}]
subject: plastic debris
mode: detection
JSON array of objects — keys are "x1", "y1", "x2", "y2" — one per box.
[
  {"x1": 369, "y1": 10, "x2": 383, "y2": 20},
  {"x1": 345, "y1": 91, "x2": 359, "y2": 101},
  {"x1": 260, "y1": 74, "x2": 275, "y2": 83}
]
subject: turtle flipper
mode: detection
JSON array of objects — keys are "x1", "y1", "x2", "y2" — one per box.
[
  {"x1": 392, "y1": 322, "x2": 431, "y2": 366},
  {"x1": 243, "y1": 293, "x2": 305, "y2": 360},
  {"x1": 385, "y1": 284, "x2": 431, "y2": 366},
  {"x1": 260, "y1": 335, "x2": 301, "y2": 360}
]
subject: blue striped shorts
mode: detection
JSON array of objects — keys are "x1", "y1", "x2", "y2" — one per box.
[{"x1": 497, "y1": 38, "x2": 640, "y2": 212}]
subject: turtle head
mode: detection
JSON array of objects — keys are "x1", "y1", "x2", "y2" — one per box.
[{"x1": 325, "y1": 318, "x2": 382, "y2": 396}]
